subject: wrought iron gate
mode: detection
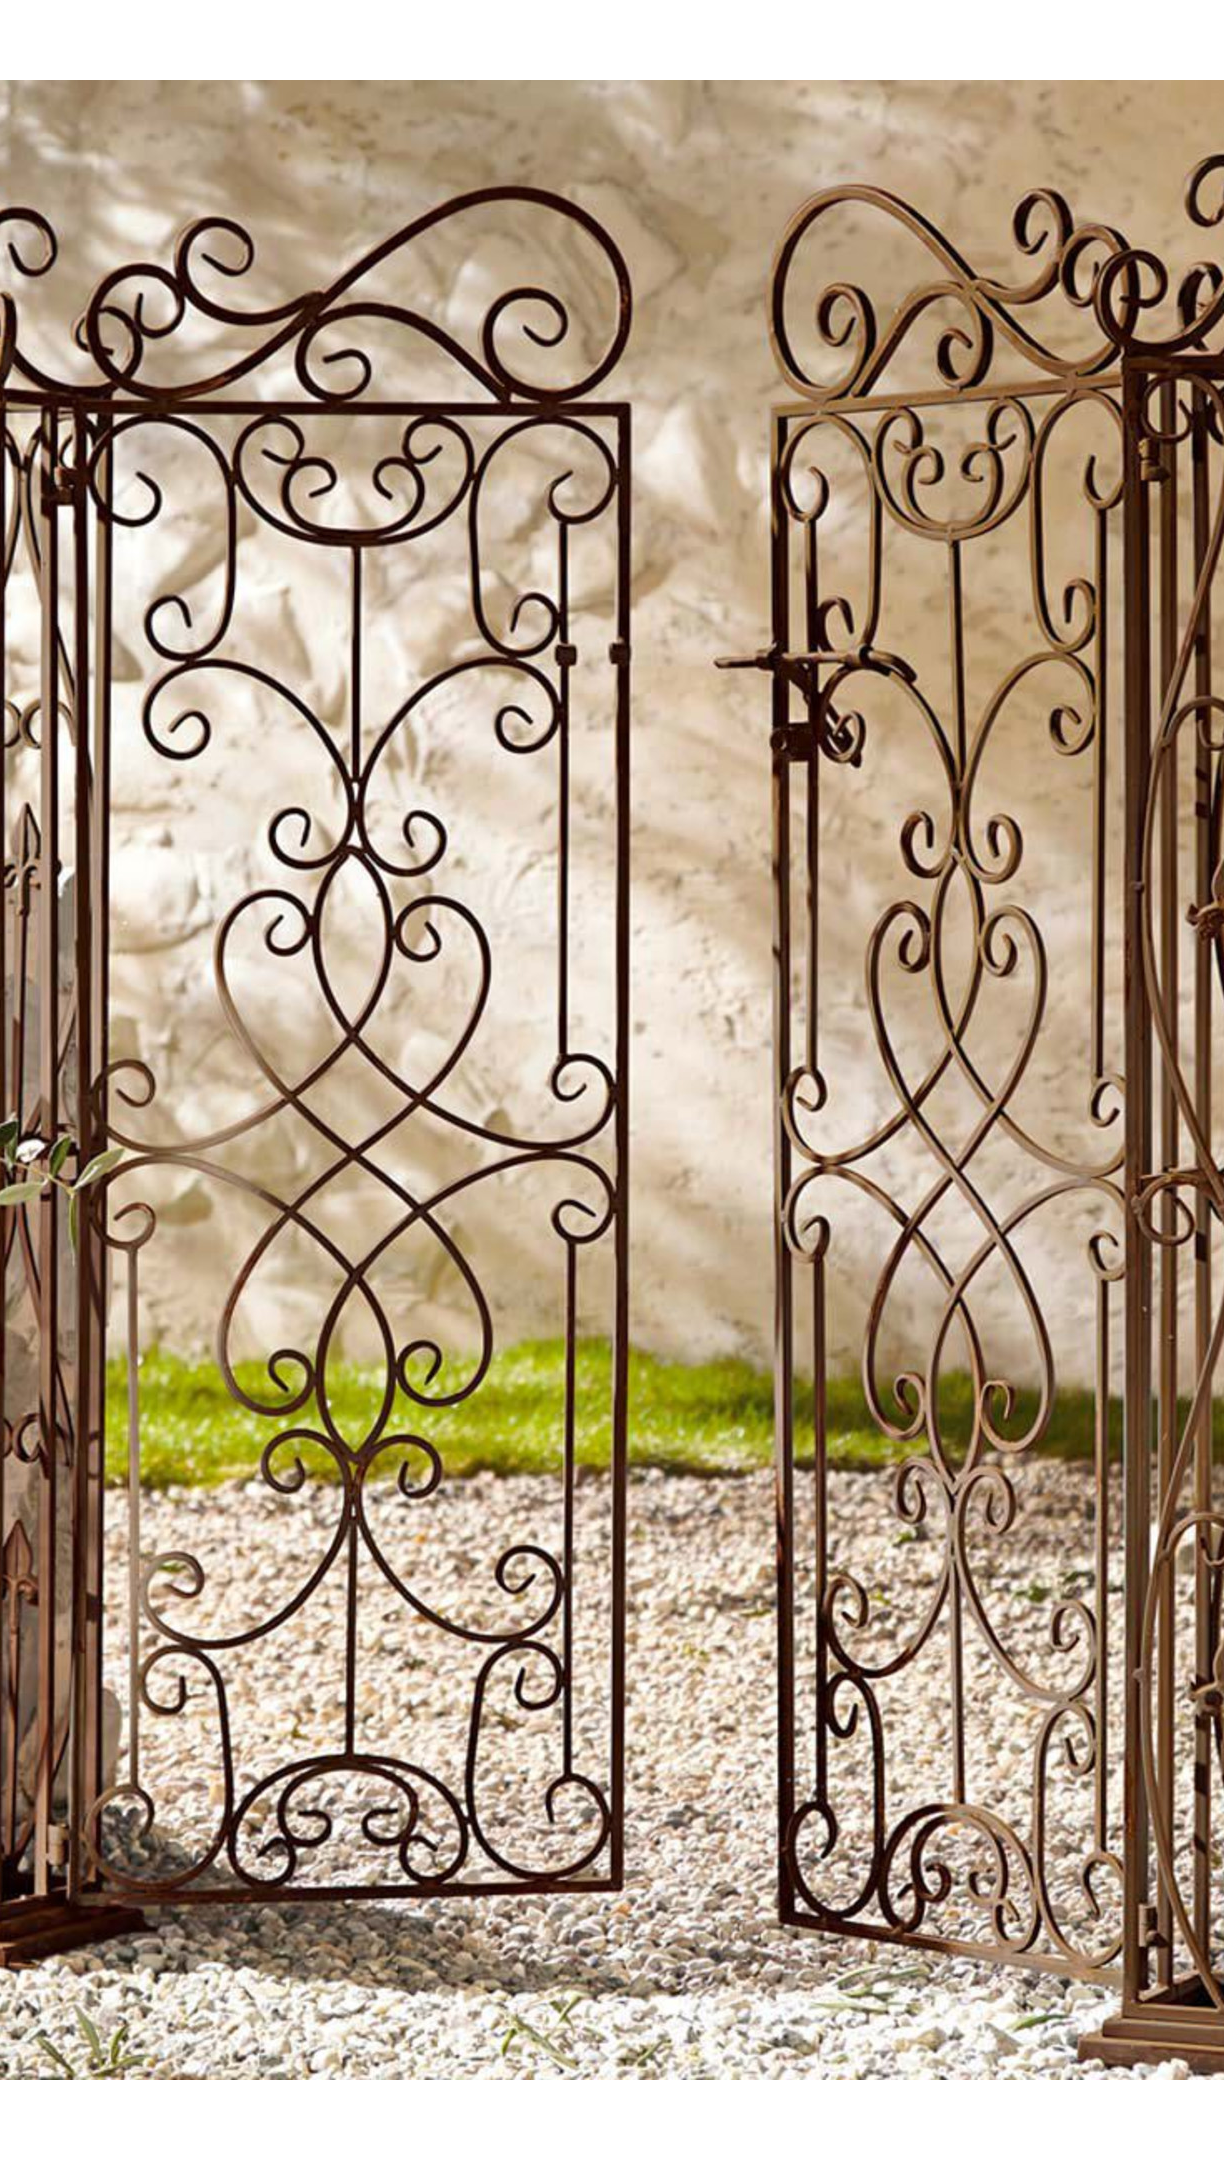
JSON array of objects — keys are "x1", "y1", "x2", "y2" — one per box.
[
  {"x1": 735, "y1": 156, "x2": 1224, "y2": 2061},
  {"x1": 0, "y1": 191, "x2": 630, "y2": 1955}
]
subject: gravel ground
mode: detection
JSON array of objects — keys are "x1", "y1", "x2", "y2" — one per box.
[{"x1": 0, "y1": 1465, "x2": 1193, "y2": 2080}]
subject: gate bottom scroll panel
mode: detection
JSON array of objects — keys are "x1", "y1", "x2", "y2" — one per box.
[
  {"x1": 86, "y1": 1439, "x2": 621, "y2": 1902},
  {"x1": 776, "y1": 1067, "x2": 1125, "y2": 1974},
  {"x1": 779, "y1": 1320, "x2": 1124, "y2": 1974}
]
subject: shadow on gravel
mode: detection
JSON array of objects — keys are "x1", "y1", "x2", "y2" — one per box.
[
  {"x1": 93, "y1": 1852, "x2": 657, "y2": 2000},
  {"x1": 129, "y1": 1896, "x2": 706, "y2": 1998}
]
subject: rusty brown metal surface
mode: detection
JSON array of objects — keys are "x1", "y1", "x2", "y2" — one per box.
[
  {"x1": 733, "y1": 156, "x2": 1224, "y2": 2059},
  {"x1": 1083, "y1": 345, "x2": 1224, "y2": 2070},
  {"x1": 0, "y1": 192, "x2": 631, "y2": 1946}
]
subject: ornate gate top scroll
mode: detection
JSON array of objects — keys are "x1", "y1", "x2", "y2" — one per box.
[
  {"x1": 769, "y1": 154, "x2": 1224, "y2": 405},
  {"x1": 0, "y1": 186, "x2": 632, "y2": 403}
]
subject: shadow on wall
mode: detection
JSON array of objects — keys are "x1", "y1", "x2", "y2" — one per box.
[{"x1": 2, "y1": 78, "x2": 1219, "y2": 1380}]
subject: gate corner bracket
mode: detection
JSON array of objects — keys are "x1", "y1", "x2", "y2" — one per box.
[{"x1": 0, "y1": 1894, "x2": 149, "y2": 1969}]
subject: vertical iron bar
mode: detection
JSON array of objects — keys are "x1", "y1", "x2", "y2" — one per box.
[
  {"x1": 1122, "y1": 361, "x2": 1154, "y2": 2009},
  {"x1": 1091, "y1": 493, "x2": 1111, "y2": 1852},
  {"x1": 84, "y1": 419, "x2": 113, "y2": 1855},
  {"x1": 0, "y1": 395, "x2": 8, "y2": 1900},
  {"x1": 561, "y1": 1241, "x2": 575, "y2": 1772},
  {"x1": 68, "y1": 410, "x2": 92, "y2": 1900},
  {"x1": 33, "y1": 410, "x2": 59, "y2": 1896},
  {"x1": 1090, "y1": 502, "x2": 1109, "y2": 1099},
  {"x1": 556, "y1": 523, "x2": 571, "y2": 1061},
  {"x1": 1094, "y1": 1277, "x2": 1109, "y2": 1854},
  {"x1": 800, "y1": 440, "x2": 825, "y2": 1811},
  {"x1": 349, "y1": 544, "x2": 362, "y2": 776},
  {"x1": 125, "y1": 1250, "x2": 140, "y2": 1797},
  {"x1": 947, "y1": 531, "x2": 966, "y2": 1809},
  {"x1": 947, "y1": 537, "x2": 967, "y2": 776},
  {"x1": 772, "y1": 411, "x2": 796, "y2": 1920},
  {"x1": 1191, "y1": 380, "x2": 1215, "y2": 1951},
  {"x1": 1155, "y1": 378, "x2": 1178, "y2": 1989},
  {"x1": 609, "y1": 405, "x2": 630, "y2": 1889},
  {"x1": 812, "y1": 1247, "x2": 826, "y2": 1807},
  {"x1": 803, "y1": 514, "x2": 819, "y2": 1084}
]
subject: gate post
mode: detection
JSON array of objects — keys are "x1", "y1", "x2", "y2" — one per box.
[
  {"x1": 1078, "y1": 360, "x2": 1161, "y2": 2065},
  {"x1": 1080, "y1": 351, "x2": 1224, "y2": 2071},
  {"x1": 0, "y1": 398, "x2": 140, "y2": 1962}
]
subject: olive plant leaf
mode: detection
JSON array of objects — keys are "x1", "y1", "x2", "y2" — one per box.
[
  {"x1": 73, "y1": 1148, "x2": 124, "y2": 1192},
  {"x1": 48, "y1": 1134, "x2": 73, "y2": 1176},
  {"x1": 0, "y1": 1181, "x2": 45, "y2": 1206}
]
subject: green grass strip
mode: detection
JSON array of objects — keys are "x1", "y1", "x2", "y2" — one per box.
[{"x1": 102, "y1": 1338, "x2": 1129, "y2": 1490}]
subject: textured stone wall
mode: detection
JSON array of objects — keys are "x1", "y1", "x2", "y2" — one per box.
[{"x1": 1, "y1": 79, "x2": 1219, "y2": 1380}]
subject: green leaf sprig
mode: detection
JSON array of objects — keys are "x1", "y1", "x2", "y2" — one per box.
[
  {"x1": 0, "y1": 1114, "x2": 124, "y2": 1249},
  {"x1": 33, "y1": 2008, "x2": 145, "y2": 2079}
]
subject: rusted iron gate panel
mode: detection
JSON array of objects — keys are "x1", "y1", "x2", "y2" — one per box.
[
  {"x1": 730, "y1": 181, "x2": 1141, "y2": 1981},
  {"x1": 738, "y1": 159, "x2": 1224, "y2": 2057},
  {"x1": 0, "y1": 192, "x2": 631, "y2": 1952}
]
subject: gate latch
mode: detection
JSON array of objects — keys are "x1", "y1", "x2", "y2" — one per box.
[
  {"x1": 715, "y1": 644, "x2": 882, "y2": 770},
  {"x1": 714, "y1": 645, "x2": 780, "y2": 675},
  {"x1": 715, "y1": 643, "x2": 829, "y2": 693},
  {"x1": 715, "y1": 641, "x2": 916, "y2": 684}
]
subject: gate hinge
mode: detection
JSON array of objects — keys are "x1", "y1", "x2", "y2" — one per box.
[
  {"x1": 771, "y1": 721, "x2": 815, "y2": 764},
  {"x1": 1188, "y1": 899, "x2": 1224, "y2": 943},
  {"x1": 41, "y1": 461, "x2": 81, "y2": 511},
  {"x1": 1138, "y1": 1901, "x2": 1165, "y2": 1950},
  {"x1": 1138, "y1": 437, "x2": 1170, "y2": 485}
]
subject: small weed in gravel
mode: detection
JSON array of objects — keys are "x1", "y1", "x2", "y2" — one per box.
[
  {"x1": 499, "y1": 1995, "x2": 586, "y2": 2073},
  {"x1": 32, "y1": 2009, "x2": 146, "y2": 2079}
]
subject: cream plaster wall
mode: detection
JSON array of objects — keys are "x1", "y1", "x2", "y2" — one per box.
[{"x1": 1, "y1": 79, "x2": 1219, "y2": 1379}]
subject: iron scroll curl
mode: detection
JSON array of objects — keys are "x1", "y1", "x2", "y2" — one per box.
[
  {"x1": 768, "y1": 158, "x2": 1224, "y2": 407},
  {"x1": 0, "y1": 187, "x2": 632, "y2": 404}
]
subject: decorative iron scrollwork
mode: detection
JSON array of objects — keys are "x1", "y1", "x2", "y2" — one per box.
[
  {"x1": 759, "y1": 169, "x2": 1146, "y2": 1977},
  {"x1": 0, "y1": 189, "x2": 631, "y2": 406},
  {"x1": 769, "y1": 158, "x2": 1224, "y2": 408},
  {"x1": 0, "y1": 195, "x2": 630, "y2": 1921}
]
